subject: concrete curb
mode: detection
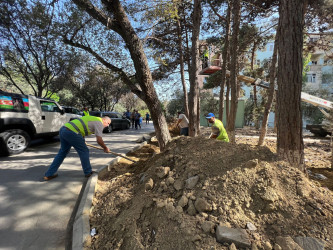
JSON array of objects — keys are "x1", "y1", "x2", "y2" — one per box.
[{"x1": 72, "y1": 137, "x2": 150, "y2": 250}]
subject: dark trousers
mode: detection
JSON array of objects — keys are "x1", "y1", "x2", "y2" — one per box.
[
  {"x1": 135, "y1": 119, "x2": 141, "y2": 129},
  {"x1": 180, "y1": 127, "x2": 189, "y2": 136}
]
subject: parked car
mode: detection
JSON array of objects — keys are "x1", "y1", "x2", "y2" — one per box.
[
  {"x1": 0, "y1": 91, "x2": 79, "y2": 155},
  {"x1": 61, "y1": 106, "x2": 83, "y2": 119},
  {"x1": 89, "y1": 111, "x2": 130, "y2": 133}
]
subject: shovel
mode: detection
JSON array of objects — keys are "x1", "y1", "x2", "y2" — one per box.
[{"x1": 86, "y1": 143, "x2": 137, "y2": 163}]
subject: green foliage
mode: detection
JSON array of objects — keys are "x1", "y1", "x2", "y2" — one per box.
[
  {"x1": 204, "y1": 71, "x2": 222, "y2": 89},
  {"x1": 167, "y1": 98, "x2": 183, "y2": 117},
  {"x1": 244, "y1": 98, "x2": 255, "y2": 125},
  {"x1": 113, "y1": 103, "x2": 126, "y2": 113},
  {"x1": 56, "y1": 89, "x2": 75, "y2": 107},
  {"x1": 167, "y1": 102, "x2": 183, "y2": 117},
  {"x1": 302, "y1": 53, "x2": 311, "y2": 84},
  {"x1": 0, "y1": 0, "x2": 78, "y2": 97},
  {"x1": 166, "y1": 90, "x2": 185, "y2": 117},
  {"x1": 243, "y1": 88, "x2": 268, "y2": 126},
  {"x1": 138, "y1": 109, "x2": 150, "y2": 119},
  {"x1": 200, "y1": 91, "x2": 219, "y2": 117},
  {"x1": 46, "y1": 92, "x2": 60, "y2": 102},
  {"x1": 244, "y1": 97, "x2": 264, "y2": 126},
  {"x1": 77, "y1": 66, "x2": 129, "y2": 111},
  {"x1": 322, "y1": 71, "x2": 333, "y2": 85}
]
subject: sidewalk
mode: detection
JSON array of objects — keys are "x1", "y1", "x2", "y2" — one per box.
[{"x1": 0, "y1": 123, "x2": 154, "y2": 250}]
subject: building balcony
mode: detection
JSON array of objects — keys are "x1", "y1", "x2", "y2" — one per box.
[{"x1": 308, "y1": 65, "x2": 323, "y2": 72}]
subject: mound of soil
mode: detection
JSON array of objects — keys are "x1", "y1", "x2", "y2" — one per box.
[{"x1": 88, "y1": 135, "x2": 333, "y2": 249}]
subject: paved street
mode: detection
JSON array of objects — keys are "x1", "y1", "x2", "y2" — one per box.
[{"x1": 0, "y1": 123, "x2": 154, "y2": 250}]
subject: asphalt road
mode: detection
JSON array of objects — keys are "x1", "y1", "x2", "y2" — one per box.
[{"x1": 0, "y1": 123, "x2": 155, "y2": 250}]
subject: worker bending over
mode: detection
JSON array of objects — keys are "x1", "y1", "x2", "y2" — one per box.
[
  {"x1": 206, "y1": 113, "x2": 229, "y2": 142},
  {"x1": 44, "y1": 116, "x2": 111, "y2": 181}
]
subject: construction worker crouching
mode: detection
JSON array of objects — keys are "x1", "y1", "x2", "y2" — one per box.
[
  {"x1": 43, "y1": 116, "x2": 111, "y2": 181},
  {"x1": 206, "y1": 113, "x2": 229, "y2": 142}
]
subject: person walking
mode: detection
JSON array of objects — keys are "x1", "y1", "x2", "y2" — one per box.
[
  {"x1": 205, "y1": 113, "x2": 229, "y2": 142},
  {"x1": 145, "y1": 112, "x2": 150, "y2": 124},
  {"x1": 43, "y1": 116, "x2": 111, "y2": 181},
  {"x1": 83, "y1": 107, "x2": 90, "y2": 116},
  {"x1": 135, "y1": 110, "x2": 141, "y2": 129},
  {"x1": 124, "y1": 109, "x2": 131, "y2": 120},
  {"x1": 176, "y1": 111, "x2": 189, "y2": 136},
  {"x1": 130, "y1": 110, "x2": 136, "y2": 128}
]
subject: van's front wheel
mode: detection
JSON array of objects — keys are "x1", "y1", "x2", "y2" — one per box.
[{"x1": 0, "y1": 130, "x2": 31, "y2": 156}]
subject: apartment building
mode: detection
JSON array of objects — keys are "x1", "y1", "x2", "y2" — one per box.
[
  {"x1": 254, "y1": 35, "x2": 333, "y2": 92},
  {"x1": 304, "y1": 35, "x2": 333, "y2": 91}
]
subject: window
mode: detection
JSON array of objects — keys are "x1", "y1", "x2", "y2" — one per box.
[
  {"x1": 306, "y1": 74, "x2": 317, "y2": 83},
  {"x1": 311, "y1": 74, "x2": 316, "y2": 83},
  {"x1": 309, "y1": 37, "x2": 318, "y2": 43},
  {"x1": 90, "y1": 111, "x2": 102, "y2": 117},
  {"x1": 311, "y1": 61, "x2": 317, "y2": 65},
  {"x1": 73, "y1": 108, "x2": 80, "y2": 115},
  {"x1": 40, "y1": 101, "x2": 61, "y2": 112},
  {"x1": 307, "y1": 74, "x2": 312, "y2": 82},
  {"x1": 256, "y1": 59, "x2": 260, "y2": 66}
]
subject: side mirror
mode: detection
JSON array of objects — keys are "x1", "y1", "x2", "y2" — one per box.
[{"x1": 60, "y1": 109, "x2": 65, "y2": 115}]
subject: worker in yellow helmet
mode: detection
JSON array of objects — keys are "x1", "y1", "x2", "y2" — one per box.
[
  {"x1": 43, "y1": 116, "x2": 111, "y2": 181},
  {"x1": 206, "y1": 113, "x2": 229, "y2": 142}
]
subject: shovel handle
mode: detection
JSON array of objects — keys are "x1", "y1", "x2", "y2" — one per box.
[{"x1": 85, "y1": 143, "x2": 137, "y2": 163}]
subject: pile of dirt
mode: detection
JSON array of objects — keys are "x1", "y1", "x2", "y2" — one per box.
[
  {"x1": 167, "y1": 118, "x2": 180, "y2": 137},
  {"x1": 88, "y1": 135, "x2": 333, "y2": 249}
]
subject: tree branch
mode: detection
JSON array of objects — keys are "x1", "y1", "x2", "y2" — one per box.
[
  {"x1": 63, "y1": 37, "x2": 141, "y2": 95},
  {"x1": 208, "y1": 0, "x2": 227, "y2": 22},
  {"x1": 71, "y1": 0, "x2": 118, "y2": 31},
  {"x1": 0, "y1": 67, "x2": 26, "y2": 95}
]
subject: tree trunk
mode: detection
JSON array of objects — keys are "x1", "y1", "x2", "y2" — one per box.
[
  {"x1": 226, "y1": 78, "x2": 230, "y2": 123},
  {"x1": 331, "y1": 134, "x2": 333, "y2": 168},
  {"x1": 219, "y1": 3, "x2": 231, "y2": 121},
  {"x1": 188, "y1": 0, "x2": 201, "y2": 137},
  {"x1": 71, "y1": 0, "x2": 171, "y2": 150},
  {"x1": 227, "y1": 0, "x2": 241, "y2": 143},
  {"x1": 250, "y1": 41, "x2": 257, "y2": 70},
  {"x1": 276, "y1": 0, "x2": 305, "y2": 171},
  {"x1": 176, "y1": 17, "x2": 189, "y2": 118},
  {"x1": 258, "y1": 32, "x2": 279, "y2": 146}
]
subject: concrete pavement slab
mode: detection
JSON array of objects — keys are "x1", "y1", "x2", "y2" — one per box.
[{"x1": 0, "y1": 123, "x2": 154, "y2": 250}]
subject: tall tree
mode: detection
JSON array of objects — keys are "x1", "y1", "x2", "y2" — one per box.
[
  {"x1": 65, "y1": 0, "x2": 171, "y2": 150},
  {"x1": 176, "y1": 5, "x2": 189, "y2": 118},
  {"x1": 218, "y1": 1, "x2": 231, "y2": 121},
  {"x1": 226, "y1": 0, "x2": 241, "y2": 143},
  {"x1": 0, "y1": 0, "x2": 76, "y2": 97},
  {"x1": 258, "y1": 32, "x2": 278, "y2": 146},
  {"x1": 276, "y1": 0, "x2": 306, "y2": 170},
  {"x1": 188, "y1": 0, "x2": 202, "y2": 137},
  {"x1": 141, "y1": 1, "x2": 192, "y2": 118},
  {"x1": 71, "y1": 66, "x2": 128, "y2": 111}
]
